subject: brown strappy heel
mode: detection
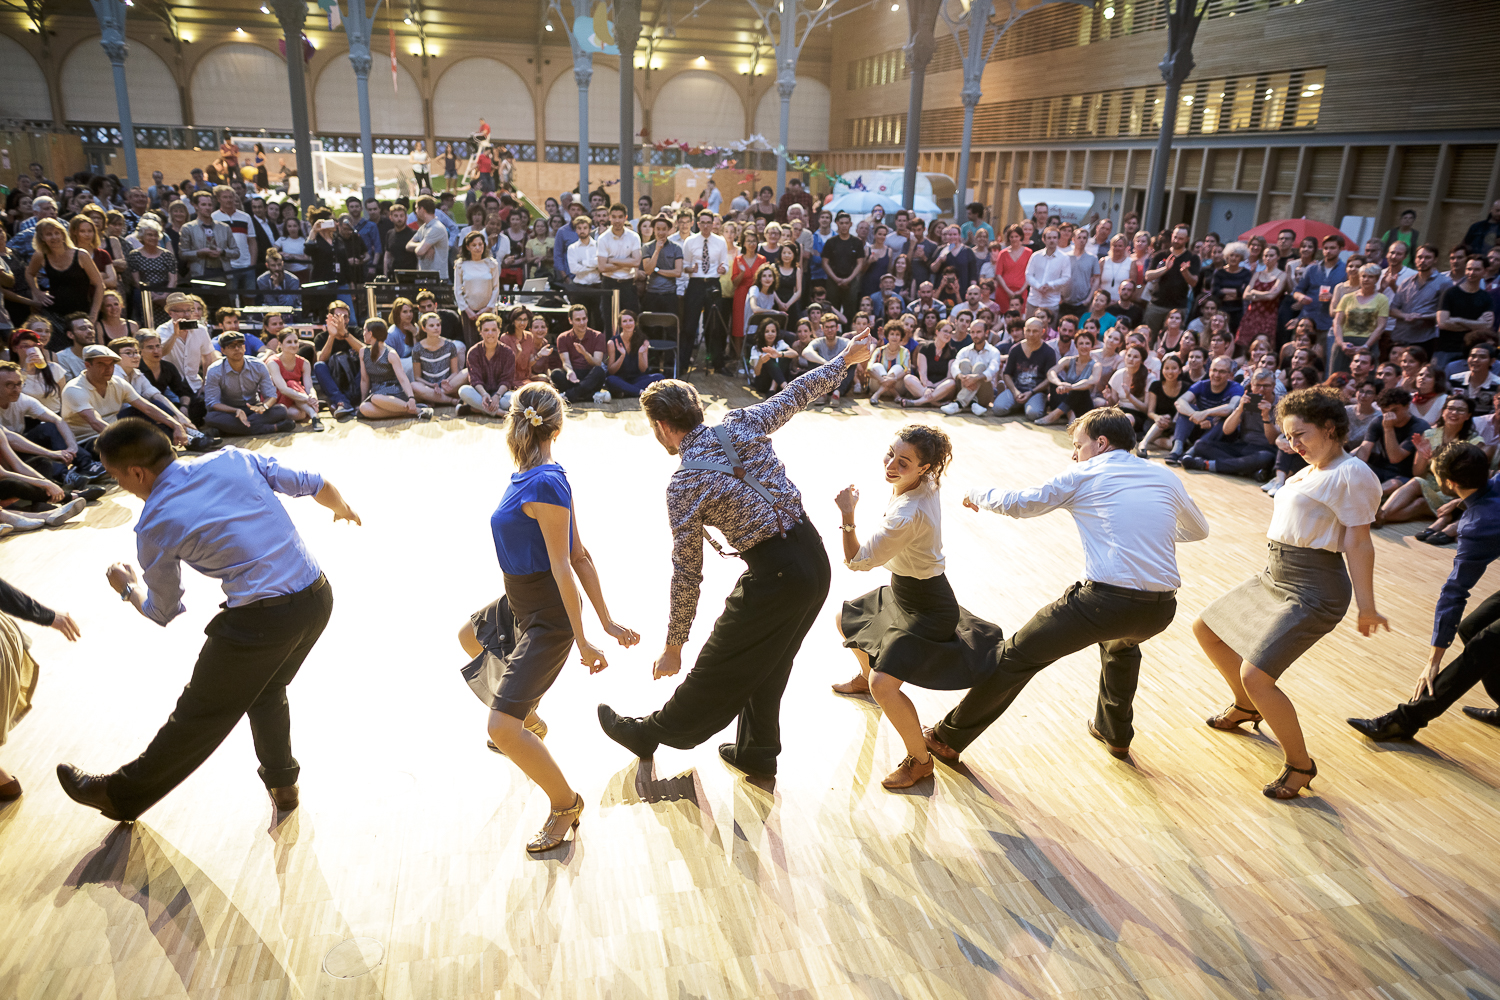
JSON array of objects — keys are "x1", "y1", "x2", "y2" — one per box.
[
  {"x1": 1206, "y1": 703, "x2": 1263, "y2": 732},
  {"x1": 526, "y1": 793, "x2": 584, "y2": 853}
]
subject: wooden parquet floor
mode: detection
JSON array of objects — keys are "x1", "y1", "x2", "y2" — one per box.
[{"x1": 2, "y1": 377, "x2": 1499, "y2": 1000}]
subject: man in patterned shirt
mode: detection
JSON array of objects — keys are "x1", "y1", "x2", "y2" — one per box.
[{"x1": 598, "y1": 333, "x2": 874, "y2": 781}]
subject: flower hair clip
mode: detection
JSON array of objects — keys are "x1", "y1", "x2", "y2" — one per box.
[{"x1": 524, "y1": 406, "x2": 542, "y2": 427}]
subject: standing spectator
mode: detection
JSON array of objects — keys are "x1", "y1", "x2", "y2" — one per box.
[
  {"x1": 1464, "y1": 200, "x2": 1500, "y2": 256},
  {"x1": 822, "y1": 213, "x2": 867, "y2": 325},
  {"x1": 1142, "y1": 224, "x2": 1201, "y2": 334},
  {"x1": 550, "y1": 303, "x2": 609, "y2": 403},
  {"x1": 126, "y1": 219, "x2": 178, "y2": 313},
  {"x1": 453, "y1": 232, "x2": 501, "y2": 346},
  {"x1": 211, "y1": 186, "x2": 256, "y2": 295},
  {"x1": 1239, "y1": 245, "x2": 1287, "y2": 347},
  {"x1": 596, "y1": 204, "x2": 642, "y2": 315},
  {"x1": 959, "y1": 202, "x2": 994, "y2": 244},
  {"x1": 680, "y1": 209, "x2": 731, "y2": 376},
  {"x1": 551, "y1": 201, "x2": 587, "y2": 285},
  {"x1": 776, "y1": 178, "x2": 814, "y2": 223},
  {"x1": 749, "y1": 186, "x2": 778, "y2": 224},
  {"x1": 275, "y1": 216, "x2": 312, "y2": 278},
  {"x1": 993, "y1": 224, "x2": 1031, "y2": 314},
  {"x1": 1023, "y1": 226, "x2": 1070, "y2": 314},
  {"x1": 1061, "y1": 226, "x2": 1101, "y2": 317},
  {"x1": 406, "y1": 196, "x2": 449, "y2": 276},
  {"x1": 1381, "y1": 210, "x2": 1420, "y2": 265},
  {"x1": 256, "y1": 250, "x2": 301, "y2": 309},
  {"x1": 179, "y1": 191, "x2": 240, "y2": 289},
  {"x1": 201, "y1": 331, "x2": 292, "y2": 437},
  {"x1": 931, "y1": 224, "x2": 978, "y2": 301},
  {"x1": 1388, "y1": 244, "x2": 1452, "y2": 363},
  {"x1": 379, "y1": 205, "x2": 415, "y2": 276},
  {"x1": 247, "y1": 196, "x2": 277, "y2": 271},
  {"x1": 565, "y1": 214, "x2": 607, "y2": 334},
  {"x1": 1437, "y1": 258, "x2": 1497, "y2": 368},
  {"x1": 26, "y1": 219, "x2": 104, "y2": 338},
  {"x1": 1331, "y1": 265, "x2": 1389, "y2": 374},
  {"x1": 345, "y1": 197, "x2": 381, "y2": 278},
  {"x1": 1208, "y1": 242, "x2": 1252, "y2": 336},
  {"x1": 640, "y1": 216, "x2": 683, "y2": 316},
  {"x1": 409, "y1": 141, "x2": 431, "y2": 190}
]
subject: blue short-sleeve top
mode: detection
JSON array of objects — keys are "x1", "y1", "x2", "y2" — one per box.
[{"x1": 491, "y1": 463, "x2": 572, "y2": 575}]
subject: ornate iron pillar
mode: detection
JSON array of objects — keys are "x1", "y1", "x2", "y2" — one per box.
[
  {"x1": 270, "y1": 0, "x2": 318, "y2": 214},
  {"x1": 775, "y1": 0, "x2": 797, "y2": 194},
  {"x1": 339, "y1": 0, "x2": 386, "y2": 201},
  {"x1": 901, "y1": 0, "x2": 940, "y2": 211},
  {"x1": 90, "y1": 0, "x2": 138, "y2": 188},
  {"x1": 952, "y1": 0, "x2": 992, "y2": 218},
  {"x1": 616, "y1": 0, "x2": 641, "y2": 209},
  {"x1": 1144, "y1": 0, "x2": 1205, "y2": 235}
]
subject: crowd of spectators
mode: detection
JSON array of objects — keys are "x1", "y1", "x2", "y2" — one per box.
[{"x1": 2, "y1": 156, "x2": 1498, "y2": 537}]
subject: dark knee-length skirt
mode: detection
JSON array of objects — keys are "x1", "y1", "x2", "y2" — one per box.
[
  {"x1": 460, "y1": 570, "x2": 573, "y2": 719},
  {"x1": 840, "y1": 573, "x2": 1004, "y2": 690},
  {"x1": 1198, "y1": 541, "x2": 1351, "y2": 679}
]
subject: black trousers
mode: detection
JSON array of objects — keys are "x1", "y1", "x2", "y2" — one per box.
[
  {"x1": 550, "y1": 364, "x2": 608, "y2": 402},
  {"x1": 641, "y1": 290, "x2": 679, "y2": 319},
  {"x1": 601, "y1": 276, "x2": 640, "y2": 316},
  {"x1": 106, "y1": 575, "x2": 334, "y2": 819},
  {"x1": 644, "y1": 519, "x2": 830, "y2": 775},
  {"x1": 203, "y1": 402, "x2": 290, "y2": 437},
  {"x1": 680, "y1": 279, "x2": 724, "y2": 376},
  {"x1": 1190, "y1": 426, "x2": 1275, "y2": 477},
  {"x1": 935, "y1": 581, "x2": 1177, "y2": 751},
  {"x1": 1392, "y1": 590, "x2": 1500, "y2": 731}
]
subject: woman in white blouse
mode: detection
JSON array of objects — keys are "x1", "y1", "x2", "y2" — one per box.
[
  {"x1": 1195, "y1": 387, "x2": 1389, "y2": 800},
  {"x1": 453, "y1": 231, "x2": 501, "y2": 346},
  {"x1": 831, "y1": 426, "x2": 1003, "y2": 790},
  {"x1": 274, "y1": 217, "x2": 311, "y2": 278}
]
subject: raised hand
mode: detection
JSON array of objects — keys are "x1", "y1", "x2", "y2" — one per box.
[{"x1": 835, "y1": 485, "x2": 859, "y2": 516}]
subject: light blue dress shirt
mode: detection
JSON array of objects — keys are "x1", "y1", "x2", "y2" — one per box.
[{"x1": 136, "y1": 448, "x2": 325, "y2": 625}]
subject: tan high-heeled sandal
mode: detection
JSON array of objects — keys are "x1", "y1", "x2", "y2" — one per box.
[{"x1": 526, "y1": 793, "x2": 584, "y2": 853}]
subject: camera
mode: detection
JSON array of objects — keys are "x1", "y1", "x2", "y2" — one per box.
[{"x1": 175, "y1": 319, "x2": 199, "y2": 330}]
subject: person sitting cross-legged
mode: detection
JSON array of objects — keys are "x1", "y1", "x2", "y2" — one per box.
[
  {"x1": 1165, "y1": 356, "x2": 1243, "y2": 465},
  {"x1": 457, "y1": 313, "x2": 516, "y2": 418},
  {"x1": 202, "y1": 331, "x2": 294, "y2": 437},
  {"x1": 409, "y1": 310, "x2": 468, "y2": 407},
  {"x1": 110, "y1": 337, "x2": 215, "y2": 452},
  {"x1": 265, "y1": 329, "x2": 323, "y2": 430},
  {"x1": 550, "y1": 303, "x2": 609, "y2": 404},
  {"x1": 1178, "y1": 368, "x2": 1279, "y2": 479},
  {"x1": 62, "y1": 346, "x2": 186, "y2": 462},
  {"x1": 358, "y1": 319, "x2": 429, "y2": 421}
]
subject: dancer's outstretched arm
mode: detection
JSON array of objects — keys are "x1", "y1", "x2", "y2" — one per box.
[
  {"x1": 568, "y1": 502, "x2": 639, "y2": 650},
  {"x1": 737, "y1": 333, "x2": 875, "y2": 437}
]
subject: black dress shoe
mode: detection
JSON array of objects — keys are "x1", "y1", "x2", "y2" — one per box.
[
  {"x1": 56, "y1": 763, "x2": 129, "y2": 820},
  {"x1": 597, "y1": 704, "x2": 658, "y2": 758},
  {"x1": 1462, "y1": 706, "x2": 1500, "y2": 727},
  {"x1": 1346, "y1": 715, "x2": 1417, "y2": 741},
  {"x1": 268, "y1": 785, "x2": 299, "y2": 811},
  {"x1": 717, "y1": 743, "x2": 774, "y2": 779}
]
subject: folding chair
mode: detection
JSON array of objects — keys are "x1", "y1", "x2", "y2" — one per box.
[{"x1": 638, "y1": 312, "x2": 679, "y2": 375}]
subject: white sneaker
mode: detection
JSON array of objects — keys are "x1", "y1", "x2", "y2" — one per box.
[
  {"x1": 592, "y1": 390, "x2": 612, "y2": 404},
  {"x1": 1259, "y1": 479, "x2": 1275, "y2": 493},
  {"x1": 44, "y1": 497, "x2": 87, "y2": 527},
  {"x1": 1265, "y1": 483, "x2": 1281, "y2": 497},
  {"x1": 971, "y1": 402, "x2": 989, "y2": 417},
  {"x1": 939, "y1": 402, "x2": 961, "y2": 416}
]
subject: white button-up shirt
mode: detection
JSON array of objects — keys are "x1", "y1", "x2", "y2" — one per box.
[
  {"x1": 952, "y1": 342, "x2": 1001, "y2": 382},
  {"x1": 682, "y1": 232, "x2": 730, "y2": 281},
  {"x1": 966, "y1": 448, "x2": 1209, "y2": 591},
  {"x1": 1025, "y1": 248, "x2": 1073, "y2": 310},
  {"x1": 595, "y1": 227, "x2": 642, "y2": 281},
  {"x1": 566, "y1": 237, "x2": 601, "y2": 285}
]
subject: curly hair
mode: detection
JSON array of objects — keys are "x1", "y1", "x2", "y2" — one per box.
[
  {"x1": 895, "y1": 424, "x2": 953, "y2": 486},
  {"x1": 1276, "y1": 386, "x2": 1349, "y2": 441},
  {"x1": 506, "y1": 382, "x2": 566, "y2": 471}
]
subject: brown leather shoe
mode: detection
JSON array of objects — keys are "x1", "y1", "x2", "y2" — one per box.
[
  {"x1": 881, "y1": 754, "x2": 935, "y2": 789},
  {"x1": 0, "y1": 777, "x2": 21, "y2": 800},
  {"x1": 922, "y1": 727, "x2": 961, "y2": 762},
  {"x1": 268, "y1": 785, "x2": 299, "y2": 811},
  {"x1": 1088, "y1": 721, "x2": 1131, "y2": 760},
  {"x1": 57, "y1": 763, "x2": 129, "y2": 820},
  {"x1": 832, "y1": 674, "x2": 870, "y2": 695}
]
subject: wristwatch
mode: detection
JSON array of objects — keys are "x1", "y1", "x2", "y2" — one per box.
[
  {"x1": 120, "y1": 583, "x2": 133, "y2": 602},
  {"x1": 840, "y1": 523, "x2": 856, "y2": 533}
]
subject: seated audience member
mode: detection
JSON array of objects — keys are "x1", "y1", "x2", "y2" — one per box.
[
  {"x1": 866, "y1": 320, "x2": 910, "y2": 405},
  {"x1": 54, "y1": 315, "x2": 96, "y2": 381},
  {"x1": 802, "y1": 314, "x2": 856, "y2": 404},
  {"x1": 313, "y1": 302, "x2": 362, "y2": 422},
  {"x1": 61, "y1": 345, "x2": 185, "y2": 456},
  {"x1": 1409, "y1": 364, "x2": 1449, "y2": 424},
  {"x1": 603, "y1": 311, "x2": 664, "y2": 399},
  {"x1": 993, "y1": 316, "x2": 1056, "y2": 419},
  {"x1": 8, "y1": 327, "x2": 68, "y2": 414},
  {"x1": 901, "y1": 318, "x2": 960, "y2": 410},
  {"x1": 1180, "y1": 368, "x2": 1279, "y2": 479},
  {"x1": 1179, "y1": 345, "x2": 1208, "y2": 385},
  {"x1": 202, "y1": 331, "x2": 292, "y2": 437},
  {"x1": 550, "y1": 303, "x2": 609, "y2": 404},
  {"x1": 0, "y1": 415, "x2": 88, "y2": 527},
  {"x1": 0, "y1": 361, "x2": 107, "y2": 493},
  {"x1": 1277, "y1": 317, "x2": 1326, "y2": 369},
  {"x1": 458, "y1": 312, "x2": 516, "y2": 417},
  {"x1": 940, "y1": 320, "x2": 1001, "y2": 417},
  {"x1": 1105, "y1": 343, "x2": 1152, "y2": 433},
  {"x1": 213, "y1": 307, "x2": 263, "y2": 356},
  {"x1": 256, "y1": 249, "x2": 302, "y2": 309},
  {"x1": 1346, "y1": 378, "x2": 1383, "y2": 444},
  {"x1": 155, "y1": 292, "x2": 217, "y2": 414},
  {"x1": 1137, "y1": 352, "x2": 1187, "y2": 454},
  {"x1": 1375, "y1": 361, "x2": 1401, "y2": 393},
  {"x1": 109, "y1": 336, "x2": 208, "y2": 450},
  {"x1": 1376, "y1": 395, "x2": 1486, "y2": 528},
  {"x1": 134, "y1": 330, "x2": 197, "y2": 419},
  {"x1": 1036, "y1": 329, "x2": 1100, "y2": 426},
  {"x1": 1186, "y1": 297, "x2": 1218, "y2": 336},
  {"x1": 266, "y1": 328, "x2": 322, "y2": 429},
  {"x1": 1449, "y1": 344, "x2": 1499, "y2": 414},
  {"x1": 1089, "y1": 327, "x2": 1126, "y2": 405},
  {"x1": 1166, "y1": 356, "x2": 1243, "y2": 463},
  {"x1": 410, "y1": 310, "x2": 467, "y2": 407},
  {"x1": 358, "y1": 318, "x2": 427, "y2": 420},
  {"x1": 1356, "y1": 386, "x2": 1429, "y2": 495},
  {"x1": 503, "y1": 311, "x2": 554, "y2": 386},
  {"x1": 749, "y1": 319, "x2": 799, "y2": 395},
  {"x1": 413, "y1": 288, "x2": 465, "y2": 347},
  {"x1": 1395, "y1": 344, "x2": 1425, "y2": 387}
]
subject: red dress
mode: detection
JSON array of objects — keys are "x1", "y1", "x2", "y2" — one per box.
[
  {"x1": 731, "y1": 252, "x2": 766, "y2": 343},
  {"x1": 994, "y1": 246, "x2": 1031, "y2": 313},
  {"x1": 271, "y1": 354, "x2": 308, "y2": 407},
  {"x1": 1238, "y1": 275, "x2": 1282, "y2": 345}
]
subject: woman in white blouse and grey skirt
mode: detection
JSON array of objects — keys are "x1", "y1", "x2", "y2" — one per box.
[
  {"x1": 832, "y1": 425, "x2": 1004, "y2": 789},
  {"x1": 1195, "y1": 386, "x2": 1389, "y2": 800}
]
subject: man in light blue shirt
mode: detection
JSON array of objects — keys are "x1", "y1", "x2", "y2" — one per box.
[
  {"x1": 202, "y1": 332, "x2": 293, "y2": 437},
  {"x1": 56, "y1": 418, "x2": 361, "y2": 822}
]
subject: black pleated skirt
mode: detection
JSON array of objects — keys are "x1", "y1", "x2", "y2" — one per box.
[
  {"x1": 460, "y1": 570, "x2": 574, "y2": 719},
  {"x1": 839, "y1": 573, "x2": 1004, "y2": 690}
]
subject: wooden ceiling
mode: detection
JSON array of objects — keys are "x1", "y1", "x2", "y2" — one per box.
[{"x1": 26, "y1": 0, "x2": 839, "y2": 67}]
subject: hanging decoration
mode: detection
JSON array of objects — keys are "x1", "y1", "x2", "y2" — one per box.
[{"x1": 646, "y1": 135, "x2": 854, "y2": 190}]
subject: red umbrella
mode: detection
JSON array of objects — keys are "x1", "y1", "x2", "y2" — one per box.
[{"x1": 1238, "y1": 217, "x2": 1354, "y2": 247}]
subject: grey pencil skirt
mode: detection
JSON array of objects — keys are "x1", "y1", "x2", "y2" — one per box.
[{"x1": 1199, "y1": 540, "x2": 1351, "y2": 678}]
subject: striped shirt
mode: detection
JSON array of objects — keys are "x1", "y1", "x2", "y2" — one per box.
[{"x1": 664, "y1": 358, "x2": 849, "y2": 645}]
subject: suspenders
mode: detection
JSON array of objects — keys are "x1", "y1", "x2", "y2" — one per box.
[{"x1": 678, "y1": 424, "x2": 799, "y2": 558}]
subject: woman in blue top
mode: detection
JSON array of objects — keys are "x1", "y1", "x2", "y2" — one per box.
[{"x1": 459, "y1": 382, "x2": 638, "y2": 853}]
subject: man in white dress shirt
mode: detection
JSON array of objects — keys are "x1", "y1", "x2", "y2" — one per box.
[
  {"x1": 1024, "y1": 226, "x2": 1072, "y2": 313},
  {"x1": 680, "y1": 209, "x2": 730, "y2": 377},
  {"x1": 925, "y1": 408, "x2": 1209, "y2": 762},
  {"x1": 566, "y1": 214, "x2": 608, "y2": 333},
  {"x1": 595, "y1": 203, "x2": 643, "y2": 316},
  {"x1": 940, "y1": 321, "x2": 1001, "y2": 417}
]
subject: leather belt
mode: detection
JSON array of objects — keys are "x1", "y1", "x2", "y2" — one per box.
[
  {"x1": 232, "y1": 573, "x2": 328, "y2": 610},
  {"x1": 1086, "y1": 580, "x2": 1176, "y2": 602}
]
